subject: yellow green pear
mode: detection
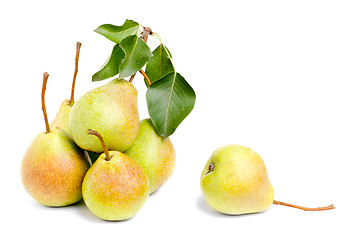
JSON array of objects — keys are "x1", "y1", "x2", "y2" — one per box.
[
  {"x1": 125, "y1": 118, "x2": 176, "y2": 193},
  {"x1": 22, "y1": 129, "x2": 90, "y2": 206},
  {"x1": 200, "y1": 144, "x2": 274, "y2": 215},
  {"x1": 21, "y1": 73, "x2": 90, "y2": 207},
  {"x1": 50, "y1": 42, "x2": 82, "y2": 136},
  {"x1": 82, "y1": 129, "x2": 149, "y2": 221},
  {"x1": 69, "y1": 78, "x2": 139, "y2": 153},
  {"x1": 200, "y1": 144, "x2": 336, "y2": 214}
]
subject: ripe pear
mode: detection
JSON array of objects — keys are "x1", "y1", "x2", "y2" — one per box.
[
  {"x1": 125, "y1": 118, "x2": 175, "y2": 193},
  {"x1": 200, "y1": 145, "x2": 336, "y2": 214},
  {"x1": 69, "y1": 79, "x2": 139, "y2": 153},
  {"x1": 22, "y1": 129, "x2": 90, "y2": 206},
  {"x1": 50, "y1": 42, "x2": 82, "y2": 136},
  {"x1": 200, "y1": 144, "x2": 274, "y2": 215},
  {"x1": 21, "y1": 73, "x2": 90, "y2": 207},
  {"x1": 82, "y1": 129, "x2": 149, "y2": 221}
]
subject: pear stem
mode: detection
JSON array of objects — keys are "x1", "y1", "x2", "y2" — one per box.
[
  {"x1": 129, "y1": 27, "x2": 152, "y2": 83},
  {"x1": 41, "y1": 72, "x2": 50, "y2": 134},
  {"x1": 87, "y1": 129, "x2": 111, "y2": 161},
  {"x1": 139, "y1": 69, "x2": 151, "y2": 86},
  {"x1": 273, "y1": 200, "x2": 335, "y2": 211},
  {"x1": 69, "y1": 42, "x2": 82, "y2": 105}
]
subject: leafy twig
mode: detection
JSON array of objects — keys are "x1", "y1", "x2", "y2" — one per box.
[{"x1": 129, "y1": 27, "x2": 152, "y2": 83}]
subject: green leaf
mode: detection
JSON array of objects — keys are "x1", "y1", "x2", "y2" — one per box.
[
  {"x1": 94, "y1": 19, "x2": 140, "y2": 43},
  {"x1": 92, "y1": 44, "x2": 125, "y2": 81},
  {"x1": 119, "y1": 35, "x2": 152, "y2": 79},
  {"x1": 146, "y1": 72, "x2": 196, "y2": 137},
  {"x1": 145, "y1": 44, "x2": 174, "y2": 84}
]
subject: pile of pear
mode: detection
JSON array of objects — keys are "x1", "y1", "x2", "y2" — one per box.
[{"x1": 21, "y1": 43, "x2": 176, "y2": 221}]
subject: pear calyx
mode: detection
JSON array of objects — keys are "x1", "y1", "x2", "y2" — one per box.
[{"x1": 203, "y1": 163, "x2": 215, "y2": 177}]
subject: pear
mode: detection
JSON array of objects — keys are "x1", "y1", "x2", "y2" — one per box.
[
  {"x1": 69, "y1": 78, "x2": 139, "y2": 153},
  {"x1": 201, "y1": 144, "x2": 335, "y2": 214},
  {"x1": 125, "y1": 118, "x2": 175, "y2": 193},
  {"x1": 82, "y1": 129, "x2": 150, "y2": 221},
  {"x1": 200, "y1": 144, "x2": 274, "y2": 215},
  {"x1": 50, "y1": 42, "x2": 82, "y2": 136},
  {"x1": 21, "y1": 73, "x2": 90, "y2": 207}
]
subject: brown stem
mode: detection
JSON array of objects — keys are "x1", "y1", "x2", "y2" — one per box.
[
  {"x1": 139, "y1": 69, "x2": 151, "y2": 86},
  {"x1": 129, "y1": 73, "x2": 136, "y2": 83},
  {"x1": 69, "y1": 42, "x2": 82, "y2": 105},
  {"x1": 41, "y1": 72, "x2": 50, "y2": 134},
  {"x1": 273, "y1": 200, "x2": 335, "y2": 211},
  {"x1": 87, "y1": 129, "x2": 110, "y2": 161},
  {"x1": 129, "y1": 27, "x2": 152, "y2": 83},
  {"x1": 141, "y1": 27, "x2": 152, "y2": 43}
]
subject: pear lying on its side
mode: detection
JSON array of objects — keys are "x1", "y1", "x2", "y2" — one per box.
[
  {"x1": 200, "y1": 144, "x2": 274, "y2": 215},
  {"x1": 125, "y1": 119, "x2": 176, "y2": 194},
  {"x1": 82, "y1": 129, "x2": 149, "y2": 221},
  {"x1": 69, "y1": 79, "x2": 139, "y2": 153}
]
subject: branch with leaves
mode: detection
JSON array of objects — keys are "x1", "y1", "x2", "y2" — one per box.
[{"x1": 92, "y1": 19, "x2": 196, "y2": 138}]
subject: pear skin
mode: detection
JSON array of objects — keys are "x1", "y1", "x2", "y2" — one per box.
[
  {"x1": 69, "y1": 79, "x2": 139, "y2": 153},
  {"x1": 125, "y1": 119, "x2": 175, "y2": 193},
  {"x1": 82, "y1": 151, "x2": 150, "y2": 221},
  {"x1": 200, "y1": 144, "x2": 274, "y2": 215},
  {"x1": 50, "y1": 99, "x2": 73, "y2": 135},
  {"x1": 21, "y1": 129, "x2": 90, "y2": 207}
]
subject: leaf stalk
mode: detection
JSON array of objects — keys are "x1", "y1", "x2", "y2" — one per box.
[{"x1": 139, "y1": 69, "x2": 151, "y2": 86}]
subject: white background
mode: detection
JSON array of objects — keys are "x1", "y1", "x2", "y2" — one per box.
[{"x1": 1, "y1": 0, "x2": 354, "y2": 239}]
